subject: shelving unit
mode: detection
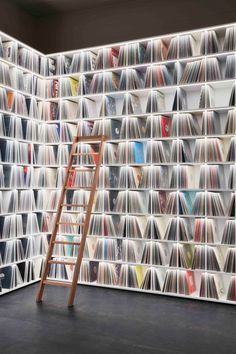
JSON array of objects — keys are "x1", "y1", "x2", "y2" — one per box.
[
  {"x1": 0, "y1": 32, "x2": 49, "y2": 292},
  {"x1": 1, "y1": 23, "x2": 236, "y2": 304}
]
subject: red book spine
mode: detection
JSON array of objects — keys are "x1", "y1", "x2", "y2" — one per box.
[
  {"x1": 186, "y1": 271, "x2": 196, "y2": 294},
  {"x1": 53, "y1": 80, "x2": 58, "y2": 98},
  {"x1": 160, "y1": 116, "x2": 171, "y2": 137},
  {"x1": 67, "y1": 170, "x2": 75, "y2": 187}
]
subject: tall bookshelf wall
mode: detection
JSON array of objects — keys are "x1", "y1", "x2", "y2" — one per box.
[
  {"x1": 0, "y1": 32, "x2": 51, "y2": 293},
  {"x1": 1, "y1": 23, "x2": 236, "y2": 303}
]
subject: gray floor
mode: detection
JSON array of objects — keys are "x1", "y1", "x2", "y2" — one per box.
[{"x1": 1, "y1": 284, "x2": 236, "y2": 354}]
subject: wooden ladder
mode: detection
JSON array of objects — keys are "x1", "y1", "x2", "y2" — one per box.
[{"x1": 36, "y1": 135, "x2": 106, "y2": 307}]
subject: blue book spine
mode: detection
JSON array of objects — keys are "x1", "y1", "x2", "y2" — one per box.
[{"x1": 134, "y1": 142, "x2": 144, "y2": 163}]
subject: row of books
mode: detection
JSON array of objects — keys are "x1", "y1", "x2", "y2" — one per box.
[
  {"x1": 32, "y1": 144, "x2": 98, "y2": 165},
  {"x1": 50, "y1": 237, "x2": 236, "y2": 274},
  {"x1": 0, "y1": 88, "x2": 60, "y2": 120},
  {"x1": 0, "y1": 165, "x2": 100, "y2": 189},
  {"x1": 26, "y1": 190, "x2": 235, "y2": 216},
  {"x1": 82, "y1": 190, "x2": 234, "y2": 216},
  {"x1": 0, "y1": 260, "x2": 43, "y2": 291},
  {"x1": 53, "y1": 26, "x2": 236, "y2": 74},
  {"x1": 49, "y1": 241, "x2": 234, "y2": 272},
  {"x1": 143, "y1": 110, "x2": 236, "y2": 138},
  {"x1": 0, "y1": 115, "x2": 61, "y2": 142},
  {"x1": 102, "y1": 190, "x2": 236, "y2": 216},
  {"x1": 0, "y1": 38, "x2": 43, "y2": 74},
  {"x1": 78, "y1": 164, "x2": 236, "y2": 190},
  {"x1": 0, "y1": 38, "x2": 63, "y2": 77},
  {"x1": 115, "y1": 215, "x2": 236, "y2": 244},
  {"x1": 17, "y1": 47, "x2": 40, "y2": 73},
  {"x1": 6, "y1": 188, "x2": 233, "y2": 218},
  {"x1": 0, "y1": 234, "x2": 47, "y2": 265},
  {"x1": 0, "y1": 213, "x2": 48, "y2": 239},
  {"x1": 2, "y1": 82, "x2": 231, "y2": 117},
  {"x1": 2, "y1": 259, "x2": 236, "y2": 302},
  {"x1": 0, "y1": 143, "x2": 66, "y2": 165},
  {"x1": 0, "y1": 61, "x2": 46, "y2": 97},
  {"x1": 1, "y1": 74, "x2": 56, "y2": 99},
  {"x1": 57, "y1": 58, "x2": 235, "y2": 96},
  {"x1": 0, "y1": 189, "x2": 44, "y2": 213},
  {"x1": 179, "y1": 56, "x2": 236, "y2": 84},
  {"x1": 1, "y1": 137, "x2": 236, "y2": 165},
  {"x1": 92, "y1": 109, "x2": 236, "y2": 138},
  {"x1": 46, "y1": 259, "x2": 236, "y2": 301},
  {"x1": 73, "y1": 109, "x2": 236, "y2": 139},
  {"x1": 1, "y1": 28, "x2": 236, "y2": 76},
  {"x1": 49, "y1": 85, "x2": 236, "y2": 120},
  {"x1": 102, "y1": 137, "x2": 236, "y2": 164},
  {"x1": 0, "y1": 120, "x2": 75, "y2": 143},
  {"x1": 0, "y1": 211, "x2": 80, "y2": 236},
  {"x1": 0, "y1": 165, "x2": 54, "y2": 189},
  {"x1": 75, "y1": 108, "x2": 236, "y2": 139},
  {"x1": 25, "y1": 110, "x2": 234, "y2": 141},
  {"x1": 25, "y1": 188, "x2": 235, "y2": 217},
  {"x1": 1, "y1": 238, "x2": 236, "y2": 271},
  {"x1": 115, "y1": 164, "x2": 236, "y2": 190},
  {"x1": 4, "y1": 163, "x2": 236, "y2": 190},
  {"x1": 178, "y1": 164, "x2": 236, "y2": 190},
  {"x1": 0, "y1": 140, "x2": 31, "y2": 164},
  {"x1": 84, "y1": 216, "x2": 235, "y2": 245},
  {"x1": 92, "y1": 211, "x2": 231, "y2": 242},
  {"x1": 6, "y1": 81, "x2": 230, "y2": 117},
  {"x1": 2, "y1": 212, "x2": 236, "y2": 246}
]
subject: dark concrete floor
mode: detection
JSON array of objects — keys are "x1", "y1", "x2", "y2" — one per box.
[{"x1": 0, "y1": 284, "x2": 236, "y2": 354}]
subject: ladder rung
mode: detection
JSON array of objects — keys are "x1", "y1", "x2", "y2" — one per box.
[
  {"x1": 53, "y1": 240, "x2": 81, "y2": 246},
  {"x1": 69, "y1": 168, "x2": 95, "y2": 172},
  {"x1": 61, "y1": 204, "x2": 88, "y2": 207},
  {"x1": 43, "y1": 279, "x2": 72, "y2": 287},
  {"x1": 57, "y1": 222, "x2": 85, "y2": 226},
  {"x1": 62, "y1": 211, "x2": 87, "y2": 215},
  {"x1": 72, "y1": 164, "x2": 96, "y2": 167},
  {"x1": 65, "y1": 187, "x2": 92, "y2": 191},
  {"x1": 66, "y1": 186, "x2": 92, "y2": 189},
  {"x1": 57, "y1": 233, "x2": 83, "y2": 237},
  {"x1": 77, "y1": 135, "x2": 106, "y2": 142},
  {"x1": 48, "y1": 260, "x2": 76, "y2": 266},
  {"x1": 72, "y1": 153, "x2": 99, "y2": 156}
]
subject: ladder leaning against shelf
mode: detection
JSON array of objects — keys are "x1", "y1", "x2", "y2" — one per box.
[{"x1": 36, "y1": 134, "x2": 107, "y2": 307}]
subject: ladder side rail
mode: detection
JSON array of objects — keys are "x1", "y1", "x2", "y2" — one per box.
[{"x1": 67, "y1": 138, "x2": 105, "y2": 306}]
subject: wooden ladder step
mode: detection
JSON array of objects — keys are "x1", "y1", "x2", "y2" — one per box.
[
  {"x1": 69, "y1": 168, "x2": 95, "y2": 172},
  {"x1": 56, "y1": 234, "x2": 83, "y2": 238},
  {"x1": 43, "y1": 279, "x2": 72, "y2": 287},
  {"x1": 77, "y1": 135, "x2": 105, "y2": 142},
  {"x1": 62, "y1": 210, "x2": 87, "y2": 214},
  {"x1": 72, "y1": 153, "x2": 99, "y2": 156},
  {"x1": 65, "y1": 187, "x2": 92, "y2": 190},
  {"x1": 53, "y1": 240, "x2": 81, "y2": 246},
  {"x1": 61, "y1": 204, "x2": 88, "y2": 207},
  {"x1": 48, "y1": 260, "x2": 76, "y2": 266},
  {"x1": 57, "y1": 222, "x2": 85, "y2": 226}
]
